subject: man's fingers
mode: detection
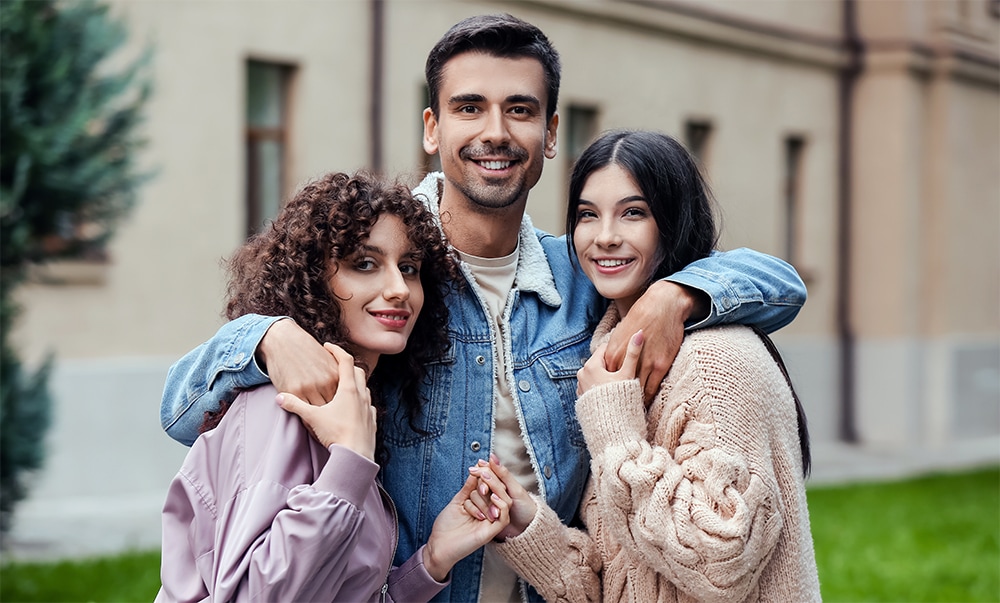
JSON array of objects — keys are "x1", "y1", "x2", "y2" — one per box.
[{"x1": 603, "y1": 329, "x2": 626, "y2": 372}]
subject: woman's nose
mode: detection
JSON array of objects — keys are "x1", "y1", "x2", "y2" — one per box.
[
  {"x1": 594, "y1": 221, "x2": 622, "y2": 248},
  {"x1": 383, "y1": 268, "x2": 410, "y2": 301}
]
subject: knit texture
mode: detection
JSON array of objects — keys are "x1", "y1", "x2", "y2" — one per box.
[{"x1": 494, "y1": 307, "x2": 821, "y2": 602}]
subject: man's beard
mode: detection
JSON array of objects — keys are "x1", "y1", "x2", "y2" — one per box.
[{"x1": 455, "y1": 144, "x2": 530, "y2": 211}]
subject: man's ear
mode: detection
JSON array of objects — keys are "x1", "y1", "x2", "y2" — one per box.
[
  {"x1": 544, "y1": 113, "x2": 559, "y2": 159},
  {"x1": 423, "y1": 107, "x2": 439, "y2": 155}
]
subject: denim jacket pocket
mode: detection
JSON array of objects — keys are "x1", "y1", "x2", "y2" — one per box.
[{"x1": 534, "y1": 335, "x2": 591, "y2": 449}]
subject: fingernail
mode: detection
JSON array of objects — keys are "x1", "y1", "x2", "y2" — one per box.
[
  {"x1": 490, "y1": 452, "x2": 500, "y2": 465},
  {"x1": 481, "y1": 471, "x2": 492, "y2": 481},
  {"x1": 479, "y1": 484, "x2": 488, "y2": 496},
  {"x1": 632, "y1": 330, "x2": 644, "y2": 345},
  {"x1": 491, "y1": 493, "x2": 502, "y2": 502},
  {"x1": 491, "y1": 506, "x2": 500, "y2": 519},
  {"x1": 275, "y1": 394, "x2": 284, "y2": 404}
]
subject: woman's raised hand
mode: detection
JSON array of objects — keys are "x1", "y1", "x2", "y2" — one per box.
[
  {"x1": 277, "y1": 343, "x2": 377, "y2": 460},
  {"x1": 576, "y1": 330, "x2": 645, "y2": 396}
]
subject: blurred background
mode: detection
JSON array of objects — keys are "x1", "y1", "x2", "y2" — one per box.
[{"x1": 2, "y1": 0, "x2": 998, "y2": 578}]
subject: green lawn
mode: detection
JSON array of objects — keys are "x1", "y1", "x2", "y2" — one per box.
[
  {"x1": 1, "y1": 467, "x2": 997, "y2": 602},
  {"x1": 808, "y1": 466, "x2": 999, "y2": 603},
  {"x1": 0, "y1": 549, "x2": 160, "y2": 602}
]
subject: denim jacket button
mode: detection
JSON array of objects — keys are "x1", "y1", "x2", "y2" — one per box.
[
  {"x1": 470, "y1": 441, "x2": 481, "y2": 452},
  {"x1": 517, "y1": 380, "x2": 531, "y2": 392},
  {"x1": 233, "y1": 352, "x2": 246, "y2": 365},
  {"x1": 543, "y1": 465, "x2": 552, "y2": 479},
  {"x1": 475, "y1": 355, "x2": 486, "y2": 365}
]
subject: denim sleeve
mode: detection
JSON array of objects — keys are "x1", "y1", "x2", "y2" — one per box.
[
  {"x1": 666, "y1": 248, "x2": 806, "y2": 334},
  {"x1": 160, "y1": 314, "x2": 286, "y2": 446}
]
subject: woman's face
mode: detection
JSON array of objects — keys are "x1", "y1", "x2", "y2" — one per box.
[
  {"x1": 573, "y1": 164, "x2": 662, "y2": 316},
  {"x1": 328, "y1": 214, "x2": 425, "y2": 369}
]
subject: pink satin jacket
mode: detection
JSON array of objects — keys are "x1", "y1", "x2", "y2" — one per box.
[{"x1": 156, "y1": 384, "x2": 446, "y2": 602}]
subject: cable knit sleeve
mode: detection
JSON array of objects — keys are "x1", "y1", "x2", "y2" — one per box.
[
  {"x1": 577, "y1": 340, "x2": 784, "y2": 603},
  {"x1": 492, "y1": 493, "x2": 602, "y2": 603}
]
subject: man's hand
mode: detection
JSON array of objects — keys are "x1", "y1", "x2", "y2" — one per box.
[
  {"x1": 577, "y1": 331, "x2": 643, "y2": 397},
  {"x1": 257, "y1": 318, "x2": 340, "y2": 407},
  {"x1": 603, "y1": 280, "x2": 708, "y2": 401},
  {"x1": 276, "y1": 345, "x2": 376, "y2": 459}
]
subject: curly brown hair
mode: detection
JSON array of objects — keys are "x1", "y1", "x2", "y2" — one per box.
[{"x1": 204, "y1": 171, "x2": 457, "y2": 462}]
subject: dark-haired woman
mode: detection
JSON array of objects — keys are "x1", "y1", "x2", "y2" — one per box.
[
  {"x1": 156, "y1": 172, "x2": 511, "y2": 602},
  {"x1": 471, "y1": 131, "x2": 820, "y2": 603}
]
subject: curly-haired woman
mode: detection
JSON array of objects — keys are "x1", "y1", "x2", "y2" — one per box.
[{"x1": 156, "y1": 171, "x2": 512, "y2": 602}]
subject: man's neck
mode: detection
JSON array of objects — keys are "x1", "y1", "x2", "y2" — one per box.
[{"x1": 438, "y1": 190, "x2": 525, "y2": 259}]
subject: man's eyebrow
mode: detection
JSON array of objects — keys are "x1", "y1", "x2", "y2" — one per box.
[
  {"x1": 448, "y1": 93, "x2": 486, "y2": 105},
  {"x1": 506, "y1": 94, "x2": 540, "y2": 107},
  {"x1": 447, "y1": 93, "x2": 541, "y2": 107}
]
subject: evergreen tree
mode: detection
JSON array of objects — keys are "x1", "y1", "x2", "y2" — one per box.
[{"x1": 0, "y1": 0, "x2": 151, "y2": 536}]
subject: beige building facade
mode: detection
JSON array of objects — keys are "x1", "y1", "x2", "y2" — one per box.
[{"x1": 7, "y1": 0, "x2": 999, "y2": 557}]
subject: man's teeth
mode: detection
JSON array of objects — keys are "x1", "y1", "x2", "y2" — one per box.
[
  {"x1": 480, "y1": 160, "x2": 511, "y2": 170},
  {"x1": 597, "y1": 259, "x2": 630, "y2": 267}
]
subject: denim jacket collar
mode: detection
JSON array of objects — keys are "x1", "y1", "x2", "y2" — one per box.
[{"x1": 413, "y1": 172, "x2": 562, "y2": 308}]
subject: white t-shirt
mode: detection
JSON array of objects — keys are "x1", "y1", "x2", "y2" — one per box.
[{"x1": 456, "y1": 248, "x2": 539, "y2": 603}]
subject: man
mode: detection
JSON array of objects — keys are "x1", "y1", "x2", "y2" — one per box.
[{"x1": 160, "y1": 14, "x2": 806, "y2": 602}]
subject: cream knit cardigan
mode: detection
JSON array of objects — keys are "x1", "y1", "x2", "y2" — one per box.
[{"x1": 495, "y1": 307, "x2": 821, "y2": 603}]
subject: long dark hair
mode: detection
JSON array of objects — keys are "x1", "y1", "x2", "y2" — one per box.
[
  {"x1": 203, "y1": 171, "x2": 458, "y2": 464},
  {"x1": 566, "y1": 130, "x2": 718, "y2": 280},
  {"x1": 567, "y1": 130, "x2": 810, "y2": 477}
]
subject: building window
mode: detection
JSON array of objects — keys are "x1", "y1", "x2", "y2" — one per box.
[
  {"x1": 684, "y1": 119, "x2": 714, "y2": 167},
  {"x1": 565, "y1": 104, "x2": 599, "y2": 168},
  {"x1": 783, "y1": 135, "x2": 806, "y2": 265},
  {"x1": 246, "y1": 60, "x2": 294, "y2": 236}
]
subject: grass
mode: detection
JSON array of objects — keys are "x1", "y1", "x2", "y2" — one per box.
[
  {"x1": 0, "y1": 467, "x2": 997, "y2": 602},
  {"x1": 0, "y1": 549, "x2": 160, "y2": 602},
  {"x1": 808, "y1": 466, "x2": 1000, "y2": 603}
]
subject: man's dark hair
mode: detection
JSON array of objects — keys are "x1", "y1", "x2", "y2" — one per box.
[{"x1": 425, "y1": 13, "x2": 561, "y2": 120}]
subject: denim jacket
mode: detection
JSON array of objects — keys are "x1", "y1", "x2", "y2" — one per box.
[{"x1": 160, "y1": 172, "x2": 806, "y2": 602}]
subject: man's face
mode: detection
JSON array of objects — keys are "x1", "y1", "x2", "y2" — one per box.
[{"x1": 423, "y1": 52, "x2": 558, "y2": 213}]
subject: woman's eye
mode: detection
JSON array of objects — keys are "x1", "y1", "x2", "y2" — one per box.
[
  {"x1": 577, "y1": 209, "x2": 597, "y2": 220},
  {"x1": 354, "y1": 258, "x2": 376, "y2": 271},
  {"x1": 624, "y1": 207, "x2": 648, "y2": 218},
  {"x1": 400, "y1": 263, "x2": 421, "y2": 276}
]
